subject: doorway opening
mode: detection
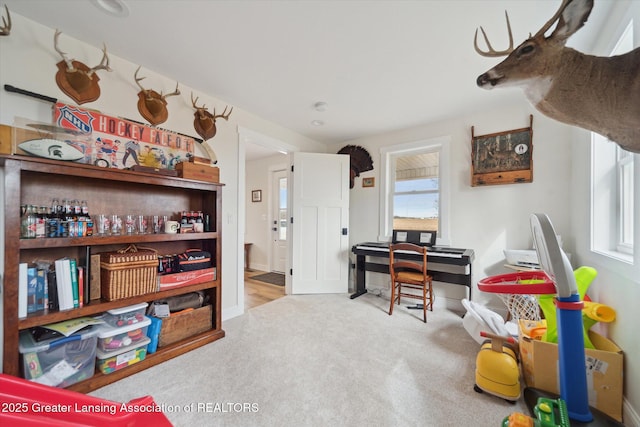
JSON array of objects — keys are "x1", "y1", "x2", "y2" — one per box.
[{"x1": 239, "y1": 127, "x2": 295, "y2": 311}]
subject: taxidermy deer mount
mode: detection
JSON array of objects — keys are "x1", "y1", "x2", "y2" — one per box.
[
  {"x1": 475, "y1": 0, "x2": 640, "y2": 153},
  {"x1": 135, "y1": 66, "x2": 180, "y2": 126},
  {"x1": 0, "y1": 5, "x2": 11, "y2": 36},
  {"x1": 191, "y1": 92, "x2": 233, "y2": 141},
  {"x1": 54, "y1": 29, "x2": 111, "y2": 105},
  {"x1": 337, "y1": 145, "x2": 374, "y2": 189}
]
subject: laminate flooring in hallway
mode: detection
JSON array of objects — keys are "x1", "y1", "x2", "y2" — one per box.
[{"x1": 244, "y1": 270, "x2": 285, "y2": 310}]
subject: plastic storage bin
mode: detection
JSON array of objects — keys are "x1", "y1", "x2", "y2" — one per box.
[
  {"x1": 18, "y1": 326, "x2": 99, "y2": 388},
  {"x1": 96, "y1": 337, "x2": 151, "y2": 374},
  {"x1": 96, "y1": 316, "x2": 151, "y2": 352},
  {"x1": 103, "y1": 302, "x2": 148, "y2": 327}
]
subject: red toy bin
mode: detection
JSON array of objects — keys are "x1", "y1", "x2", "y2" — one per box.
[{"x1": 0, "y1": 373, "x2": 173, "y2": 426}]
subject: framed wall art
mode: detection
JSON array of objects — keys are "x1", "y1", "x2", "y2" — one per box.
[
  {"x1": 471, "y1": 115, "x2": 533, "y2": 187},
  {"x1": 362, "y1": 177, "x2": 375, "y2": 188},
  {"x1": 251, "y1": 190, "x2": 262, "y2": 202}
]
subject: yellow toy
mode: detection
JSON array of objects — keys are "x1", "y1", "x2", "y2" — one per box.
[
  {"x1": 537, "y1": 266, "x2": 616, "y2": 349},
  {"x1": 473, "y1": 332, "x2": 520, "y2": 402}
]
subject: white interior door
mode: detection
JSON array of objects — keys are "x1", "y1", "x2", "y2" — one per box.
[
  {"x1": 270, "y1": 169, "x2": 288, "y2": 273},
  {"x1": 290, "y1": 152, "x2": 350, "y2": 294}
]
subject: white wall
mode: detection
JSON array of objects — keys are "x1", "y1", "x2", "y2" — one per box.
[
  {"x1": 0, "y1": 13, "x2": 326, "y2": 344},
  {"x1": 245, "y1": 153, "x2": 288, "y2": 272},
  {"x1": 570, "y1": 2, "x2": 640, "y2": 424},
  {"x1": 331, "y1": 102, "x2": 574, "y2": 309}
]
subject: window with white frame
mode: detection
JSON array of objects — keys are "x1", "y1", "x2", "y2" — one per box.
[
  {"x1": 379, "y1": 137, "x2": 450, "y2": 244},
  {"x1": 591, "y1": 21, "x2": 634, "y2": 260}
]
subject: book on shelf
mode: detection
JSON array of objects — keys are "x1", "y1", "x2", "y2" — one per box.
[
  {"x1": 69, "y1": 259, "x2": 79, "y2": 308},
  {"x1": 54, "y1": 258, "x2": 74, "y2": 311},
  {"x1": 26, "y1": 266, "x2": 38, "y2": 314},
  {"x1": 35, "y1": 268, "x2": 46, "y2": 312},
  {"x1": 18, "y1": 263, "x2": 28, "y2": 318},
  {"x1": 77, "y1": 266, "x2": 84, "y2": 309},
  {"x1": 47, "y1": 270, "x2": 59, "y2": 312},
  {"x1": 20, "y1": 264, "x2": 51, "y2": 315}
]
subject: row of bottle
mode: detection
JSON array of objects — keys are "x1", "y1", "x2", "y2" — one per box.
[{"x1": 21, "y1": 199, "x2": 93, "y2": 239}]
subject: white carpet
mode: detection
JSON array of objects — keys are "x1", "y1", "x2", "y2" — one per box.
[{"x1": 90, "y1": 293, "x2": 528, "y2": 426}]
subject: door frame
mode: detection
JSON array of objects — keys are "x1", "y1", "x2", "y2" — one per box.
[{"x1": 237, "y1": 126, "x2": 298, "y2": 310}]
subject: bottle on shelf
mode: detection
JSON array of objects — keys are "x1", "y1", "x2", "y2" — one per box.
[{"x1": 35, "y1": 206, "x2": 47, "y2": 239}]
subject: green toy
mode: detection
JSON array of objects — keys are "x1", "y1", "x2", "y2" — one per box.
[
  {"x1": 537, "y1": 266, "x2": 597, "y2": 348},
  {"x1": 502, "y1": 397, "x2": 570, "y2": 427}
]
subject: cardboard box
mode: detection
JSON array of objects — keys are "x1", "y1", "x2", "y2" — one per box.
[
  {"x1": 158, "y1": 267, "x2": 216, "y2": 290},
  {"x1": 519, "y1": 320, "x2": 624, "y2": 421},
  {"x1": 176, "y1": 161, "x2": 219, "y2": 183}
]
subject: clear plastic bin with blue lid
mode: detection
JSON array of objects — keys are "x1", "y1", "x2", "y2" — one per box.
[{"x1": 18, "y1": 325, "x2": 99, "y2": 388}]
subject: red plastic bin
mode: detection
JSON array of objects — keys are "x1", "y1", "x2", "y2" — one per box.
[{"x1": 0, "y1": 373, "x2": 173, "y2": 426}]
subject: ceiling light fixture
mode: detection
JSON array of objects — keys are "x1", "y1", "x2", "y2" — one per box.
[
  {"x1": 313, "y1": 101, "x2": 328, "y2": 112},
  {"x1": 311, "y1": 120, "x2": 324, "y2": 126},
  {"x1": 91, "y1": 0, "x2": 130, "y2": 17}
]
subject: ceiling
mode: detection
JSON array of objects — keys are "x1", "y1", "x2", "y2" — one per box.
[{"x1": 3, "y1": 0, "x2": 614, "y2": 149}]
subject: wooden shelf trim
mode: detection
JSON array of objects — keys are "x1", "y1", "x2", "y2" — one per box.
[
  {"x1": 19, "y1": 232, "x2": 219, "y2": 249},
  {"x1": 0, "y1": 155, "x2": 224, "y2": 191},
  {"x1": 18, "y1": 280, "x2": 220, "y2": 330}
]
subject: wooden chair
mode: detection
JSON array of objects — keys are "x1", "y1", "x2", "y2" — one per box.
[{"x1": 388, "y1": 243, "x2": 434, "y2": 323}]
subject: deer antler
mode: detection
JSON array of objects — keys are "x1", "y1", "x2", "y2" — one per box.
[
  {"x1": 54, "y1": 29, "x2": 75, "y2": 71},
  {"x1": 213, "y1": 106, "x2": 233, "y2": 121},
  {"x1": 0, "y1": 4, "x2": 11, "y2": 36},
  {"x1": 474, "y1": 11, "x2": 514, "y2": 57},
  {"x1": 135, "y1": 65, "x2": 150, "y2": 94},
  {"x1": 86, "y1": 44, "x2": 111, "y2": 78},
  {"x1": 163, "y1": 82, "x2": 181, "y2": 99},
  {"x1": 191, "y1": 92, "x2": 208, "y2": 111},
  {"x1": 534, "y1": 0, "x2": 573, "y2": 38}
]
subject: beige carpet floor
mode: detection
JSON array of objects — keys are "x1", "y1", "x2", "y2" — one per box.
[{"x1": 90, "y1": 293, "x2": 528, "y2": 426}]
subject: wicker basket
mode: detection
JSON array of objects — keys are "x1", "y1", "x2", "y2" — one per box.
[{"x1": 100, "y1": 244, "x2": 158, "y2": 301}]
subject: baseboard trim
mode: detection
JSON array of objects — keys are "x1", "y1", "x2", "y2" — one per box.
[
  {"x1": 624, "y1": 398, "x2": 640, "y2": 427},
  {"x1": 222, "y1": 304, "x2": 243, "y2": 321}
]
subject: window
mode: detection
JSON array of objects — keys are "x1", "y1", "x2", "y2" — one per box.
[
  {"x1": 591, "y1": 21, "x2": 634, "y2": 261},
  {"x1": 277, "y1": 176, "x2": 287, "y2": 240},
  {"x1": 379, "y1": 136, "x2": 450, "y2": 244},
  {"x1": 393, "y1": 152, "x2": 439, "y2": 231}
]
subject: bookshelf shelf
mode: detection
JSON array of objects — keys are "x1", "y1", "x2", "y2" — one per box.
[{"x1": 2, "y1": 155, "x2": 225, "y2": 392}]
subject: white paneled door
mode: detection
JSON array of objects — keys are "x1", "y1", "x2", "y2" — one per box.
[{"x1": 290, "y1": 152, "x2": 350, "y2": 294}]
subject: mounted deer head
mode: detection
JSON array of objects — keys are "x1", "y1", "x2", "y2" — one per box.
[
  {"x1": 134, "y1": 66, "x2": 180, "y2": 125},
  {"x1": 191, "y1": 92, "x2": 233, "y2": 141},
  {"x1": 0, "y1": 5, "x2": 11, "y2": 36},
  {"x1": 475, "y1": 0, "x2": 640, "y2": 153},
  {"x1": 54, "y1": 29, "x2": 111, "y2": 104}
]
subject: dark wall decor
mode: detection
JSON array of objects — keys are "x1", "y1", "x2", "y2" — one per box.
[
  {"x1": 471, "y1": 115, "x2": 533, "y2": 187},
  {"x1": 337, "y1": 145, "x2": 374, "y2": 189}
]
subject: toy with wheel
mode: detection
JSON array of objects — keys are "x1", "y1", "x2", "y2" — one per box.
[
  {"x1": 479, "y1": 213, "x2": 624, "y2": 426},
  {"x1": 473, "y1": 331, "x2": 521, "y2": 402}
]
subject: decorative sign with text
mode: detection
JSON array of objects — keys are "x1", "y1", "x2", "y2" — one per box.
[{"x1": 53, "y1": 103, "x2": 196, "y2": 169}]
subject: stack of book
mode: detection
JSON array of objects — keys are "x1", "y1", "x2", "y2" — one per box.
[{"x1": 18, "y1": 257, "x2": 88, "y2": 318}]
